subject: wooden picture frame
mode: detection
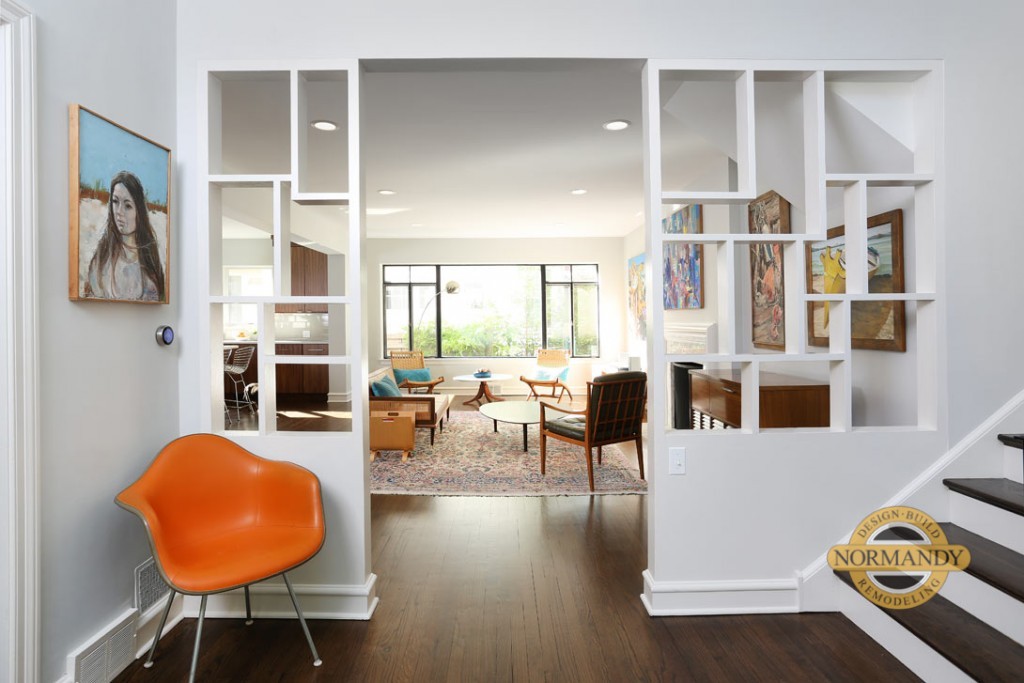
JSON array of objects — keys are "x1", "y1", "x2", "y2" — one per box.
[
  {"x1": 69, "y1": 104, "x2": 171, "y2": 304},
  {"x1": 662, "y1": 204, "x2": 704, "y2": 309},
  {"x1": 748, "y1": 190, "x2": 790, "y2": 350},
  {"x1": 805, "y1": 209, "x2": 906, "y2": 351}
]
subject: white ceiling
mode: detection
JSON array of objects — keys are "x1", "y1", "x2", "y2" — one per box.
[
  {"x1": 220, "y1": 59, "x2": 653, "y2": 242},
  {"x1": 360, "y1": 59, "x2": 645, "y2": 239}
]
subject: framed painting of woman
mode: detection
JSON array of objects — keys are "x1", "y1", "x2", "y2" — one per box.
[{"x1": 69, "y1": 105, "x2": 171, "y2": 304}]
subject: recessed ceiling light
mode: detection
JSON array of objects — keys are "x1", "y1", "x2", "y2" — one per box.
[
  {"x1": 377, "y1": 189, "x2": 396, "y2": 196},
  {"x1": 570, "y1": 189, "x2": 588, "y2": 195},
  {"x1": 310, "y1": 120, "x2": 338, "y2": 132},
  {"x1": 602, "y1": 119, "x2": 630, "y2": 131}
]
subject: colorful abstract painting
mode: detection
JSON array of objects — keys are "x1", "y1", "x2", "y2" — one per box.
[
  {"x1": 662, "y1": 204, "x2": 703, "y2": 309},
  {"x1": 663, "y1": 204, "x2": 702, "y2": 234},
  {"x1": 627, "y1": 253, "x2": 647, "y2": 342}
]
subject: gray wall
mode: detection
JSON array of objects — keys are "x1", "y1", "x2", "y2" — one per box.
[{"x1": 30, "y1": 0, "x2": 178, "y2": 680}]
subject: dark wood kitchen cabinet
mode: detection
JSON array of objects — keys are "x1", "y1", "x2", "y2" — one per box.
[
  {"x1": 275, "y1": 343, "x2": 305, "y2": 394},
  {"x1": 276, "y1": 343, "x2": 328, "y2": 396},
  {"x1": 302, "y1": 344, "x2": 329, "y2": 395},
  {"x1": 276, "y1": 245, "x2": 328, "y2": 313}
]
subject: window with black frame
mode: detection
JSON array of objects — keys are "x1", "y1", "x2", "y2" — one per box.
[{"x1": 382, "y1": 264, "x2": 600, "y2": 358}]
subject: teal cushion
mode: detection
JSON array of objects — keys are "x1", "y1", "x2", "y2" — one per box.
[
  {"x1": 371, "y1": 374, "x2": 402, "y2": 397},
  {"x1": 535, "y1": 366, "x2": 569, "y2": 382},
  {"x1": 394, "y1": 368, "x2": 432, "y2": 384}
]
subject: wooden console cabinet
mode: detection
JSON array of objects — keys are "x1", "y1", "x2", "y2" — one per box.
[{"x1": 690, "y1": 369, "x2": 829, "y2": 429}]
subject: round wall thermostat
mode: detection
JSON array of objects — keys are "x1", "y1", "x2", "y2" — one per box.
[{"x1": 156, "y1": 325, "x2": 175, "y2": 346}]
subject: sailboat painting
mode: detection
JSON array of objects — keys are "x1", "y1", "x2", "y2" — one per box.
[{"x1": 806, "y1": 209, "x2": 906, "y2": 351}]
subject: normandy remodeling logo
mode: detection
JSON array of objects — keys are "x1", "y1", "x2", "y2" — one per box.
[{"x1": 828, "y1": 506, "x2": 970, "y2": 609}]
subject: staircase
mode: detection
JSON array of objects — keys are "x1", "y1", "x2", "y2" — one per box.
[{"x1": 837, "y1": 433, "x2": 1024, "y2": 682}]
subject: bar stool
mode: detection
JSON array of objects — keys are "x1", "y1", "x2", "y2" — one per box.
[
  {"x1": 223, "y1": 348, "x2": 235, "y2": 422},
  {"x1": 224, "y1": 345, "x2": 256, "y2": 420}
]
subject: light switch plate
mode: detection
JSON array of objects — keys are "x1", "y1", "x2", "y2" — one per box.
[{"x1": 669, "y1": 447, "x2": 686, "y2": 474}]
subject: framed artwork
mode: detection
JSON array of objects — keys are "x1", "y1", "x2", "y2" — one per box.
[
  {"x1": 663, "y1": 204, "x2": 701, "y2": 234},
  {"x1": 748, "y1": 190, "x2": 790, "y2": 350},
  {"x1": 805, "y1": 209, "x2": 906, "y2": 351},
  {"x1": 69, "y1": 104, "x2": 171, "y2": 304},
  {"x1": 627, "y1": 254, "x2": 647, "y2": 342},
  {"x1": 662, "y1": 204, "x2": 703, "y2": 309}
]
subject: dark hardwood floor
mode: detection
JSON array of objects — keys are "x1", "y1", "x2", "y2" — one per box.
[
  {"x1": 115, "y1": 495, "x2": 918, "y2": 682},
  {"x1": 225, "y1": 396, "x2": 352, "y2": 432}
]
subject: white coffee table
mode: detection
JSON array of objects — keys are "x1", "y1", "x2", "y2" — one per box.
[
  {"x1": 453, "y1": 373, "x2": 513, "y2": 406},
  {"x1": 479, "y1": 400, "x2": 541, "y2": 451}
]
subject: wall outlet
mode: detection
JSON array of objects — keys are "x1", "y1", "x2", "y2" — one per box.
[
  {"x1": 669, "y1": 447, "x2": 686, "y2": 474},
  {"x1": 302, "y1": 330, "x2": 311, "y2": 338}
]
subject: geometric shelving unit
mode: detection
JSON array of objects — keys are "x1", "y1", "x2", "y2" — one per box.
[{"x1": 643, "y1": 60, "x2": 942, "y2": 438}]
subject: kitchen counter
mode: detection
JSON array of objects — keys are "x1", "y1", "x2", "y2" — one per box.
[{"x1": 224, "y1": 339, "x2": 328, "y2": 345}]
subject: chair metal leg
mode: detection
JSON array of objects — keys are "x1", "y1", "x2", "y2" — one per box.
[
  {"x1": 189, "y1": 595, "x2": 208, "y2": 683},
  {"x1": 242, "y1": 585, "x2": 252, "y2": 626},
  {"x1": 143, "y1": 590, "x2": 176, "y2": 668},
  {"x1": 283, "y1": 573, "x2": 322, "y2": 666}
]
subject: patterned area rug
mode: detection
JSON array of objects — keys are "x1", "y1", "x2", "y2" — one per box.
[{"x1": 371, "y1": 407, "x2": 647, "y2": 496}]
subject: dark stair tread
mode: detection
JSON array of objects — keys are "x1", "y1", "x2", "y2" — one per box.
[
  {"x1": 836, "y1": 571, "x2": 1024, "y2": 682},
  {"x1": 997, "y1": 433, "x2": 1024, "y2": 449},
  {"x1": 943, "y1": 478, "x2": 1024, "y2": 517},
  {"x1": 940, "y1": 523, "x2": 1024, "y2": 603}
]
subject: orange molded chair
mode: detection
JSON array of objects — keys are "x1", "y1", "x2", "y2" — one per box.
[{"x1": 116, "y1": 434, "x2": 325, "y2": 682}]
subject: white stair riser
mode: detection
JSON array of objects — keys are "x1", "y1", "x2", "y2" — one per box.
[
  {"x1": 838, "y1": 578, "x2": 971, "y2": 683},
  {"x1": 941, "y1": 571, "x2": 1024, "y2": 647},
  {"x1": 1003, "y1": 446, "x2": 1024, "y2": 484},
  {"x1": 949, "y1": 492, "x2": 1024, "y2": 556}
]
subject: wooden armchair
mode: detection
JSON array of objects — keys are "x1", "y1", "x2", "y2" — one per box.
[
  {"x1": 540, "y1": 371, "x2": 646, "y2": 491},
  {"x1": 390, "y1": 350, "x2": 444, "y2": 394},
  {"x1": 520, "y1": 348, "x2": 573, "y2": 403}
]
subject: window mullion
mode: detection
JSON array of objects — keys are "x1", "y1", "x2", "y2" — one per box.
[
  {"x1": 435, "y1": 265, "x2": 442, "y2": 357},
  {"x1": 540, "y1": 266, "x2": 548, "y2": 349}
]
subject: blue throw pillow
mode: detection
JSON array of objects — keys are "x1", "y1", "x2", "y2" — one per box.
[
  {"x1": 394, "y1": 368, "x2": 432, "y2": 384},
  {"x1": 371, "y1": 374, "x2": 402, "y2": 397}
]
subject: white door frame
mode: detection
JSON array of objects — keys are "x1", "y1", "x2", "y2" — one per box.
[{"x1": 1, "y1": 2, "x2": 39, "y2": 681}]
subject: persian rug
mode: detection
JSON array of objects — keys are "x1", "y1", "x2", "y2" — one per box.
[{"x1": 371, "y1": 408, "x2": 647, "y2": 496}]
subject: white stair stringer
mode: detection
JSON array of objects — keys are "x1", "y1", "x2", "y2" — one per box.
[
  {"x1": 837, "y1": 576, "x2": 971, "y2": 683},
  {"x1": 949, "y1": 491, "x2": 1024, "y2": 556},
  {"x1": 1003, "y1": 445, "x2": 1023, "y2": 484},
  {"x1": 940, "y1": 571, "x2": 1024, "y2": 647}
]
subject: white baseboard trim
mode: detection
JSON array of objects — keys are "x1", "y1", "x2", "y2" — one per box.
[
  {"x1": 327, "y1": 390, "x2": 351, "y2": 404},
  {"x1": 641, "y1": 570, "x2": 799, "y2": 616},
  {"x1": 134, "y1": 592, "x2": 185, "y2": 659},
  {"x1": 798, "y1": 387, "x2": 1024, "y2": 590},
  {"x1": 184, "y1": 574, "x2": 379, "y2": 621}
]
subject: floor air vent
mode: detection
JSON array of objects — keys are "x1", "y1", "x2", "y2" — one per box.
[
  {"x1": 69, "y1": 610, "x2": 137, "y2": 683},
  {"x1": 135, "y1": 556, "x2": 169, "y2": 613}
]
